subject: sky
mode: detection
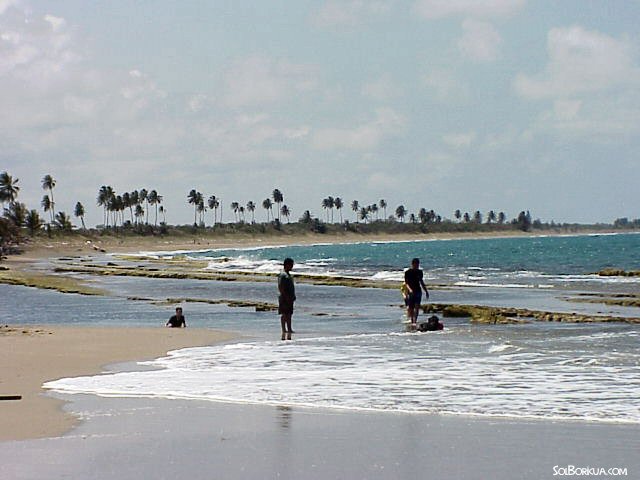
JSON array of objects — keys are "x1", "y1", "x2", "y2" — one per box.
[{"x1": 1, "y1": 0, "x2": 639, "y2": 226}]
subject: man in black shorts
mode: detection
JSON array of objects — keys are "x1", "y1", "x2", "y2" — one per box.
[
  {"x1": 278, "y1": 258, "x2": 296, "y2": 340},
  {"x1": 404, "y1": 258, "x2": 429, "y2": 325},
  {"x1": 166, "y1": 307, "x2": 186, "y2": 328}
]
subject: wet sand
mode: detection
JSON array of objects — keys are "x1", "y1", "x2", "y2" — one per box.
[
  {"x1": 3, "y1": 396, "x2": 638, "y2": 480},
  {"x1": 0, "y1": 326, "x2": 235, "y2": 441}
]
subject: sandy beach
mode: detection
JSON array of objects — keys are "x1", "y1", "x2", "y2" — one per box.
[{"x1": 0, "y1": 325, "x2": 235, "y2": 441}]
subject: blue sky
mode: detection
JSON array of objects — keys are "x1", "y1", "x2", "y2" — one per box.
[{"x1": 1, "y1": 0, "x2": 639, "y2": 226}]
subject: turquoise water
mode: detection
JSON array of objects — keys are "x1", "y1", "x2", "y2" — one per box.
[{"x1": 172, "y1": 233, "x2": 640, "y2": 289}]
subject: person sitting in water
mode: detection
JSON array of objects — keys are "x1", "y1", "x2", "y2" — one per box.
[
  {"x1": 166, "y1": 307, "x2": 186, "y2": 328},
  {"x1": 418, "y1": 315, "x2": 443, "y2": 332}
]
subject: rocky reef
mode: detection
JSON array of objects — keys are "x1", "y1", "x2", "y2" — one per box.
[{"x1": 421, "y1": 303, "x2": 640, "y2": 324}]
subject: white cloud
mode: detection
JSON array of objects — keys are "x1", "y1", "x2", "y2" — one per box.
[
  {"x1": 0, "y1": 7, "x2": 80, "y2": 85},
  {"x1": 531, "y1": 93, "x2": 640, "y2": 141},
  {"x1": 458, "y1": 19, "x2": 502, "y2": 62},
  {"x1": 553, "y1": 99, "x2": 581, "y2": 121},
  {"x1": 44, "y1": 14, "x2": 65, "y2": 32},
  {"x1": 312, "y1": 108, "x2": 405, "y2": 150},
  {"x1": 513, "y1": 26, "x2": 640, "y2": 141},
  {"x1": 514, "y1": 26, "x2": 640, "y2": 99},
  {"x1": 312, "y1": 0, "x2": 392, "y2": 29},
  {"x1": 0, "y1": 0, "x2": 18, "y2": 15},
  {"x1": 422, "y1": 67, "x2": 470, "y2": 103},
  {"x1": 442, "y1": 131, "x2": 477, "y2": 148},
  {"x1": 223, "y1": 55, "x2": 319, "y2": 108},
  {"x1": 413, "y1": 0, "x2": 525, "y2": 19},
  {"x1": 361, "y1": 74, "x2": 402, "y2": 101}
]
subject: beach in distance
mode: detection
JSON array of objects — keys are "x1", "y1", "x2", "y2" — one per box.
[{"x1": 2, "y1": 230, "x2": 639, "y2": 480}]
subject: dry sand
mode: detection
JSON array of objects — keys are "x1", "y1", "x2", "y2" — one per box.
[{"x1": 0, "y1": 325, "x2": 235, "y2": 441}]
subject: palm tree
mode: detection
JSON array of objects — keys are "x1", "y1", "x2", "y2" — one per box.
[
  {"x1": 0, "y1": 172, "x2": 20, "y2": 204},
  {"x1": 379, "y1": 199, "x2": 387, "y2": 220},
  {"x1": 334, "y1": 197, "x2": 343, "y2": 223},
  {"x1": 322, "y1": 197, "x2": 335, "y2": 223},
  {"x1": 230, "y1": 202, "x2": 240, "y2": 223},
  {"x1": 208, "y1": 196, "x2": 219, "y2": 226},
  {"x1": 147, "y1": 190, "x2": 159, "y2": 226},
  {"x1": 74, "y1": 202, "x2": 86, "y2": 230},
  {"x1": 281, "y1": 205, "x2": 291, "y2": 223},
  {"x1": 187, "y1": 189, "x2": 200, "y2": 225},
  {"x1": 370, "y1": 204, "x2": 379, "y2": 221},
  {"x1": 473, "y1": 211, "x2": 482, "y2": 224},
  {"x1": 41, "y1": 175, "x2": 56, "y2": 220},
  {"x1": 5, "y1": 202, "x2": 27, "y2": 228},
  {"x1": 159, "y1": 205, "x2": 166, "y2": 224},
  {"x1": 359, "y1": 206, "x2": 369, "y2": 223},
  {"x1": 197, "y1": 197, "x2": 206, "y2": 226},
  {"x1": 122, "y1": 192, "x2": 132, "y2": 224},
  {"x1": 246, "y1": 201, "x2": 256, "y2": 224},
  {"x1": 418, "y1": 208, "x2": 428, "y2": 223},
  {"x1": 454, "y1": 209, "x2": 461, "y2": 222},
  {"x1": 262, "y1": 198, "x2": 273, "y2": 221},
  {"x1": 25, "y1": 209, "x2": 43, "y2": 235},
  {"x1": 409, "y1": 213, "x2": 417, "y2": 224},
  {"x1": 41, "y1": 195, "x2": 52, "y2": 224},
  {"x1": 487, "y1": 210, "x2": 496, "y2": 224},
  {"x1": 463, "y1": 212, "x2": 471, "y2": 223},
  {"x1": 130, "y1": 189, "x2": 139, "y2": 211},
  {"x1": 395, "y1": 205, "x2": 407, "y2": 222},
  {"x1": 327, "y1": 196, "x2": 334, "y2": 223},
  {"x1": 97, "y1": 186, "x2": 114, "y2": 227},
  {"x1": 134, "y1": 204, "x2": 144, "y2": 224},
  {"x1": 54, "y1": 211, "x2": 73, "y2": 231},
  {"x1": 351, "y1": 200, "x2": 360, "y2": 223},
  {"x1": 272, "y1": 189, "x2": 284, "y2": 221},
  {"x1": 107, "y1": 194, "x2": 122, "y2": 228},
  {"x1": 300, "y1": 210, "x2": 312, "y2": 223},
  {"x1": 498, "y1": 212, "x2": 506, "y2": 224},
  {"x1": 137, "y1": 188, "x2": 148, "y2": 224}
]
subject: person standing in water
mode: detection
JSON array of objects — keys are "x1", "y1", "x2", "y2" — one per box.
[
  {"x1": 278, "y1": 258, "x2": 296, "y2": 340},
  {"x1": 404, "y1": 258, "x2": 429, "y2": 326}
]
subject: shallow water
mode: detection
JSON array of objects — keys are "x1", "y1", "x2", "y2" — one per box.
[
  {"x1": 6, "y1": 233, "x2": 640, "y2": 425},
  {"x1": 146, "y1": 233, "x2": 640, "y2": 291}
]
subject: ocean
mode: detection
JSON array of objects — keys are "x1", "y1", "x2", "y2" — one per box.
[
  {"x1": 143, "y1": 232, "x2": 640, "y2": 290},
  {"x1": 11, "y1": 233, "x2": 640, "y2": 424}
]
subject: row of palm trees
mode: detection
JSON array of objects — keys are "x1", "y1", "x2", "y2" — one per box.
[
  {"x1": 0, "y1": 173, "x2": 76, "y2": 243},
  {"x1": 97, "y1": 186, "x2": 164, "y2": 228},
  {"x1": 187, "y1": 189, "x2": 293, "y2": 227},
  {"x1": 183, "y1": 188, "x2": 510, "y2": 228},
  {"x1": 2, "y1": 170, "x2": 514, "y2": 234}
]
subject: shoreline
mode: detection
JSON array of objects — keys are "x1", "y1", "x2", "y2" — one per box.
[
  {"x1": 6, "y1": 227, "x2": 632, "y2": 262},
  {"x1": 0, "y1": 325, "x2": 236, "y2": 442}
]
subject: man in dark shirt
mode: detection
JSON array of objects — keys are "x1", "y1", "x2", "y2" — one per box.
[
  {"x1": 404, "y1": 258, "x2": 429, "y2": 326},
  {"x1": 278, "y1": 258, "x2": 296, "y2": 340},
  {"x1": 166, "y1": 307, "x2": 186, "y2": 328}
]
